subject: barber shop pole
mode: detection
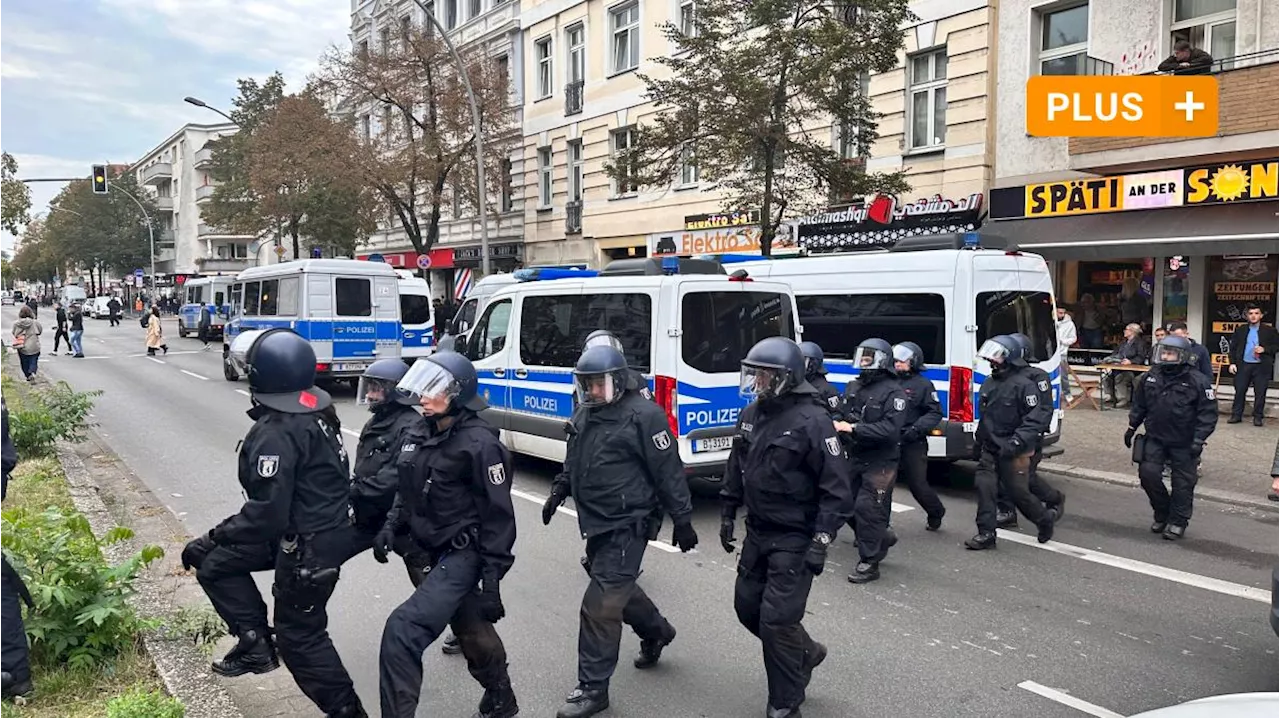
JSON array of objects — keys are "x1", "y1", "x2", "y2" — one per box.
[{"x1": 454, "y1": 268, "x2": 474, "y2": 301}]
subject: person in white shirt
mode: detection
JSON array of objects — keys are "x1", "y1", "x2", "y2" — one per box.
[{"x1": 1056, "y1": 307, "x2": 1078, "y2": 396}]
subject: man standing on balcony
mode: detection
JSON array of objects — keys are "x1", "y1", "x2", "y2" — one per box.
[{"x1": 1158, "y1": 40, "x2": 1214, "y2": 75}]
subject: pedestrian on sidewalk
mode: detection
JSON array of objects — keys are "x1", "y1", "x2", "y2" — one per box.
[
  {"x1": 107, "y1": 296, "x2": 121, "y2": 327},
  {"x1": 10, "y1": 306, "x2": 42, "y2": 382},
  {"x1": 145, "y1": 306, "x2": 168, "y2": 356},
  {"x1": 52, "y1": 302, "x2": 70, "y2": 355},
  {"x1": 197, "y1": 302, "x2": 212, "y2": 350},
  {"x1": 1125, "y1": 336, "x2": 1218, "y2": 540},
  {"x1": 1228, "y1": 304, "x2": 1277, "y2": 427},
  {"x1": 67, "y1": 303, "x2": 85, "y2": 358},
  {"x1": 1056, "y1": 306, "x2": 1077, "y2": 389},
  {"x1": 2, "y1": 398, "x2": 34, "y2": 702}
]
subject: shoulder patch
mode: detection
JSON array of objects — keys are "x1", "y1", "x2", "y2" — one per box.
[
  {"x1": 824, "y1": 436, "x2": 841, "y2": 457},
  {"x1": 827, "y1": 395, "x2": 840, "y2": 408},
  {"x1": 1038, "y1": 380, "x2": 1049, "y2": 391},
  {"x1": 1205, "y1": 388, "x2": 1215, "y2": 400},
  {"x1": 931, "y1": 391, "x2": 940, "y2": 403},
  {"x1": 1025, "y1": 394, "x2": 1039, "y2": 407},
  {"x1": 401, "y1": 442, "x2": 417, "y2": 452},
  {"x1": 741, "y1": 422, "x2": 753, "y2": 433},
  {"x1": 892, "y1": 397, "x2": 906, "y2": 412},
  {"x1": 257, "y1": 455, "x2": 280, "y2": 478},
  {"x1": 640, "y1": 387, "x2": 654, "y2": 401},
  {"x1": 487, "y1": 463, "x2": 506, "y2": 485},
  {"x1": 652, "y1": 430, "x2": 672, "y2": 451}
]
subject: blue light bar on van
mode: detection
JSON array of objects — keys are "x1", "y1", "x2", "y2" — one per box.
[
  {"x1": 714, "y1": 254, "x2": 768, "y2": 264},
  {"x1": 513, "y1": 267, "x2": 600, "y2": 282},
  {"x1": 962, "y1": 232, "x2": 981, "y2": 248},
  {"x1": 661, "y1": 256, "x2": 679, "y2": 275}
]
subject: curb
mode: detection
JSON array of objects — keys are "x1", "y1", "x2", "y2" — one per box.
[
  {"x1": 1040, "y1": 460, "x2": 1280, "y2": 513},
  {"x1": 54, "y1": 441, "x2": 245, "y2": 718}
]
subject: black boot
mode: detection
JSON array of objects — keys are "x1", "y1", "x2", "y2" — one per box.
[
  {"x1": 801, "y1": 640, "x2": 827, "y2": 689},
  {"x1": 211, "y1": 629, "x2": 279, "y2": 677},
  {"x1": 1049, "y1": 496, "x2": 1066, "y2": 522},
  {"x1": 556, "y1": 687, "x2": 609, "y2": 718},
  {"x1": 1036, "y1": 517, "x2": 1054, "y2": 544},
  {"x1": 1163, "y1": 524, "x2": 1186, "y2": 540},
  {"x1": 847, "y1": 561, "x2": 880, "y2": 584},
  {"x1": 1150, "y1": 520, "x2": 1167, "y2": 533},
  {"x1": 1, "y1": 671, "x2": 33, "y2": 701},
  {"x1": 995, "y1": 511, "x2": 1018, "y2": 529},
  {"x1": 442, "y1": 632, "x2": 462, "y2": 655},
  {"x1": 926, "y1": 510, "x2": 944, "y2": 531},
  {"x1": 871, "y1": 528, "x2": 898, "y2": 562},
  {"x1": 634, "y1": 624, "x2": 676, "y2": 669},
  {"x1": 965, "y1": 532, "x2": 997, "y2": 550},
  {"x1": 328, "y1": 700, "x2": 368, "y2": 718},
  {"x1": 767, "y1": 706, "x2": 801, "y2": 718},
  {"x1": 472, "y1": 679, "x2": 519, "y2": 718}
]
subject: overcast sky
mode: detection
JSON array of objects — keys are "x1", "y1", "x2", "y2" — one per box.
[{"x1": 1, "y1": 0, "x2": 353, "y2": 253}]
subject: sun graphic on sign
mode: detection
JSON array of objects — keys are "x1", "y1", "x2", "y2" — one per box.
[{"x1": 1209, "y1": 164, "x2": 1250, "y2": 201}]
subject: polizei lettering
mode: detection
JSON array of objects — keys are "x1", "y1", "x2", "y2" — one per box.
[
  {"x1": 524, "y1": 395, "x2": 559, "y2": 413},
  {"x1": 684, "y1": 407, "x2": 740, "y2": 428}
]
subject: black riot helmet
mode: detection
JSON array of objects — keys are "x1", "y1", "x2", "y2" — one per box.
[
  {"x1": 583, "y1": 329, "x2": 624, "y2": 353},
  {"x1": 891, "y1": 341, "x2": 924, "y2": 376},
  {"x1": 357, "y1": 358, "x2": 415, "y2": 409},
  {"x1": 740, "y1": 337, "x2": 805, "y2": 401},
  {"x1": 853, "y1": 338, "x2": 894, "y2": 378},
  {"x1": 573, "y1": 345, "x2": 630, "y2": 408},
  {"x1": 798, "y1": 341, "x2": 827, "y2": 378},
  {"x1": 1151, "y1": 335, "x2": 1193, "y2": 369},
  {"x1": 977, "y1": 335, "x2": 1025, "y2": 373},
  {"x1": 397, "y1": 350, "x2": 487, "y2": 417},
  {"x1": 228, "y1": 328, "x2": 331, "y2": 413},
  {"x1": 1007, "y1": 333, "x2": 1038, "y2": 364}
]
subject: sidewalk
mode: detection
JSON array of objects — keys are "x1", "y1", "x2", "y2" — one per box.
[{"x1": 1045, "y1": 403, "x2": 1278, "y2": 509}]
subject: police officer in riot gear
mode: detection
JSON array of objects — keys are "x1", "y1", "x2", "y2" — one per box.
[
  {"x1": 966, "y1": 335, "x2": 1057, "y2": 551},
  {"x1": 994, "y1": 333, "x2": 1067, "y2": 527},
  {"x1": 375, "y1": 351, "x2": 518, "y2": 718},
  {"x1": 800, "y1": 341, "x2": 843, "y2": 418},
  {"x1": 891, "y1": 342, "x2": 946, "y2": 530},
  {"x1": 1126, "y1": 336, "x2": 1217, "y2": 540},
  {"x1": 583, "y1": 329, "x2": 653, "y2": 401},
  {"x1": 836, "y1": 338, "x2": 907, "y2": 583},
  {"x1": 182, "y1": 328, "x2": 365, "y2": 717},
  {"x1": 542, "y1": 344, "x2": 696, "y2": 718}
]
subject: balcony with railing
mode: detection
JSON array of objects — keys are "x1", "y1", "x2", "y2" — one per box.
[
  {"x1": 155, "y1": 229, "x2": 175, "y2": 249},
  {"x1": 193, "y1": 147, "x2": 214, "y2": 169},
  {"x1": 154, "y1": 195, "x2": 174, "y2": 212},
  {"x1": 140, "y1": 162, "x2": 172, "y2": 186},
  {"x1": 565, "y1": 80, "x2": 584, "y2": 116},
  {"x1": 195, "y1": 184, "x2": 216, "y2": 203},
  {"x1": 196, "y1": 256, "x2": 252, "y2": 273},
  {"x1": 565, "y1": 200, "x2": 583, "y2": 235}
]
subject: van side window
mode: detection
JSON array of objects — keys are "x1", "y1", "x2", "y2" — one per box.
[
  {"x1": 976, "y1": 291, "x2": 1056, "y2": 362},
  {"x1": 400, "y1": 294, "x2": 432, "y2": 325},
  {"x1": 452, "y1": 299, "x2": 477, "y2": 333},
  {"x1": 798, "y1": 293, "x2": 947, "y2": 364},
  {"x1": 519, "y1": 294, "x2": 652, "y2": 370},
  {"x1": 471, "y1": 299, "x2": 513, "y2": 359},
  {"x1": 259, "y1": 279, "x2": 280, "y2": 316},
  {"x1": 244, "y1": 281, "x2": 262, "y2": 315},
  {"x1": 214, "y1": 291, "x2": 225, "y2": 308},
  {"x1": 336, "y1": 278, "x2": 372, "y2": 316},
  {"x1": 230, "y1": 284, "x2": 243, "y2": 315},
  {"x1": 682, "y1": 291, "x2": 794, "y2": 374},
  {"x1": 277, "y1": 277, "x2": 299, "y2": 316}
]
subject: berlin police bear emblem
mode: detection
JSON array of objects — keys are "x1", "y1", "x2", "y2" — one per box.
[
  {"x1": 257, "y1": 455, "x2": 280, "y2": 478},
  {"x1": 892, "y1": 397, "x2": 906, "y2": 412},
  {"x1": 488, "y1": 463, "x2": 506, "y2": 485},
  {"x1": 652, "y1": 431, "x2": 672, "y2": 451},
  {"x1": 824, "y1": 436, "x2": 841, "y2": 456}
]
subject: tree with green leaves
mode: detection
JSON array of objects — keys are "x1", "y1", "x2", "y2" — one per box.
[
  {"x1": 10, "y1": 219, "x2": 58, "y2": 283},
  {"x1": 37, "y1": 171, "x2": 156, "y2": 292},
  {"x1": 2, "y1": 152, "x2": 32, "y2": 236},
  {"x1": 201, "y1": 74, "x2": 287, "y2": 241},
  {"x1": 607, "y1": 0, "x2": 914, "y2": 256}
]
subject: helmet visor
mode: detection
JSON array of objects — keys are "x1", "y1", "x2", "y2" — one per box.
[
  {"x1": 853, "y1": 346, "x2": 889, "y2": 370},
  {"x1": 356, "y1": 376, "x2": 398, "y2": 406},
  {"x1": 1153, "y1": 341, "x2": 1190, "y2": 366},
  {"x1": 740, "y1": 364, "x2": 785, "y2": 400},
  {"x1": 583, "y1": 333, "x2": 623, "y2": 353},
  {"x1": 891, "y1": 344, "x2": 916, "y2": 364},
  {"x1": 397, "y1": 360, "x2": 462, "y2": 403},
  {"x1": 574, "y1": 371, "x2": 623, "y2": 407},
  {"x1": 977, "y1": 339, "x2": 1011, "y2": 365}
]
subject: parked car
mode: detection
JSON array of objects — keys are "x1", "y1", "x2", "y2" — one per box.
[{"x1": 1, "y1": 294, "x2": 13, "y2": 306}]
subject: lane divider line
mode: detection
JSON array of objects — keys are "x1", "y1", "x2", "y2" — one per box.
[
  {"x1": 996, "y1": 529, "x2": 1270, "y2": 604},
  {"x1": 147, "y1": 357, "x2": 166, "y2": 364},
  {"x1": 341, "y1": 428, "x2": 361, "y2": 439},
  {"x1": 510, "y1": 487, "x2": 681, "y2": 554},
  {"x1": 1017, "y1": 680, "x2": 1123, "y2": 718},
  {"x1": 180, "y1": 370, "x2": 209, "y2": 381},
  {"x1": 235, "y1": 389, "x2": 251, "y2": 397}
]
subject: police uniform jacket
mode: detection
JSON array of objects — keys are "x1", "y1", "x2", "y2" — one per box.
[
  {"x1": 1128, "y1": 366, "x2": 1217, "y2": 446},
  {"x1": 898, "y1": 372, "x2": 942, "y2": 445},
  {"x1": 808, "y1": 374, "x2": 845, "y2": 420},
  {"x1": 840, "y1": 372, "x2": 908, "y2": 464},
  {"x1": 350, "y1": 404, "x2": 423, "y2": 530},
  {"x1": 721, "y1": 389, "x2": 853, "y2": 537},
  {"x1": 1023, "y1": 366, "x2": 1055, "y2": 447},
  {"x1": 975, "y1": 367, "x2": 1052, "y2": 453},
  {"x1": 626, "y1": 369, "x2": 655, "y2": 401},
  {"x1": 388, "y1": 411, "x2": 516, "y2": 580},
  {"x1": 562, "y1": 391, "x2": 693, "y2": 539},
  {"x1": 212, "y1": 407, "x2": 351, "y2": 545}
]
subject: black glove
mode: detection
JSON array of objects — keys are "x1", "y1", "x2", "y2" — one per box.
[
  {"x1": 181, "y1": 532, "x2": 216, "y2": 571},
  {"x1": 478, "y1": 578, "x2": 505, "y2": 623},
  {"x1": 372, "y1": 524, "x2": 396, "y2": 564},
  {"x1": 1124, "y1": 426, "x2": 1136, "y2": 449},
  {"x1": 671, "y1": 521, "x2": 698, "y2": 552},
  {"x1": 901, "y1": 427, "x2": 921, "y2": 445},
  {"x1": 805, "y1": 534, "x2": 830, "y2": 575},
  {"x1": 1190, "y1": 440, "x2": 1204, "y2": 458},
  {"x1": 542, "y1": 481, "x2": 569, "y2": 525},
  {"x1": 1000, "y1": 437, "x2": 1024, "y2": 458},
  {"x1": 719, "y1": 515, "x2": 737, "y2": 553}
]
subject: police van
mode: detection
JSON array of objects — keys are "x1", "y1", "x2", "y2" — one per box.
[
  {"x1": 178, "y1": 276, "x2": 235, "y2": 339},
  {"x1": 454, "y1": 257, "x2": 800, "y2": 491},
  {"x1": 222, "y1": 259, "x2": 402, "y2": 382},
  {"x1": 393, "y1": 269, "x2": 435, "y2": 361},
  {"x1": 727, "y1": 233, "x2": 1063, "y2": 462},
  {"x1": 450, "y1": 273, "x2": 519, "y2": 336}
]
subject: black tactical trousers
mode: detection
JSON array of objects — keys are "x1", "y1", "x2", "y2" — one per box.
[
  {"x1": 898, "y1": 441, "x2": 945, "y2": 520},
  {"x1": 1137, "y1": 439, "x2": 1198, "y2": 527},
  {"x1": 195, "y1": 541, "x2": 275, "y2": 637},
  {"x1": 272, "y1": 526, "x2": 361, "y2": 715},
  {"x1": 733, "y1": 530, "x2": 821, "y2": 712},
  {"x1": 577, "y1": 523, "x2": 670, "y2": 690},
  {"x1": 379, "y1": 545, "x2": 510, "y2": 718},
  {"x1": 846, "y1": 460, "x2": 897, "y2": 562},
  {"x1": 997, "y1": 444, "x2": 1064, "y2": 514},
  {"x1": 976, "y1": 448, "x2": 1049, "y2": 534},
  {"x1": 1, "y1": 557, "x2": 30, "y2": 683}
]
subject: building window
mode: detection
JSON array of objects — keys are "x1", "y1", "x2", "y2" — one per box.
[
  {"x1": 568, "y1": 140, "x2": 584, "y2": 201},
  {"x1": 610, "y1": 2, "x2": 640, "y2": 74},
  {"x1": 1172, "y1": 0, "x2": 1235, "y2": 65},
  {"x1": 610, "y1": 127, "x2": 638, "y2": 195},
  {"x1": 1038, "y1": 3, "x2": 1089, "y2": 75},
  {"x1": 382, "y1": 105, "x2": 394, "y2": 139},
  {"x1": 444, "y1": 0, "x2": 457, "y2": 29},
  {"x1": 537, "y1": 146, "x2": 553, "y2": 207},
  {"x1": 379, "y1": 27, "x2": 391, "y2": 53},
  {"x1": 358, "y1": 40, "x2": 369, "y2": 59},
  {"x1": 679, "y1": 0, "x2": 697, "y2": 37},
  {"x1": 567, "y1": 24, "x2": 585, "y2": 84},
  {"x1": 535, "y1": 37, "x2": 554, "y2": 99},
  {"x1": 361, "y1": 114, "x2": 371, "y2": 141},
  {"x1": 907, "y1": 48, "x2": 947, "y2": 150},
  {"x1": 400, "y1": 15, "x2": 412, "y2": 47},
  {"x1": 424, "y1": 1, "x2": 435, "y2": 37},
  {"x1": 679, "y1": 144, "x2": 699, "y2": 186},
  {"x1": 837, "y1": 71, "x2": 870, "y2": 159},
  {"x1": 495, "y1": 54, "x2": 509, "y2": 92},
  {"x1": 451, "y1": 182, "x2": 464, "y2": 218},
  {"x1": 468, "y1": 0, "x2": 481, "y2": 21},
  {"x1": 499, "y1": 157, "x2": 513, "y2": 212}
]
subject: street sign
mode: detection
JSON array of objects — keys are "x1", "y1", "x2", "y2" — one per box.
[
  {"x1": 367, "y1": 253, "x2": 385, "y2": 263},
  {"x1": 416, "y1": 254, "x2": 432, "y2": 269},
  {"x1": 274, "y1": 246, "x2": 286, "y2": 257},
  {"x1": 133, "y1": 268, "x2": 144, "y2": 277}
]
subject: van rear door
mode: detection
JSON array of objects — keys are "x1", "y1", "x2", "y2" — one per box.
[{"x1": 398, "y1": 278, "x2": 434, "y2": 360}]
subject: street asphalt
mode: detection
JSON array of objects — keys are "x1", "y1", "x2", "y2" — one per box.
[{"x1": 8, "y1": 308, "x2": 1278, "y2": 718}]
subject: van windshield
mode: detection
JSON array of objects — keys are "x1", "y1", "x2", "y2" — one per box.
[
  {"x1": 682, "y1": 290, "x2": 795, "y2": 374},
  {"x1": 976, "y1": 290, "x2": 1057, "y2": 363},
  {"x1": 798, "y1": 293, "x2": 946, "y2": 364}
]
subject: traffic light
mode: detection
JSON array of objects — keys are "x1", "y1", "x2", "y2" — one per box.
[{"x1": 91, "y1": 165, "x2": 108, "y2": 194}]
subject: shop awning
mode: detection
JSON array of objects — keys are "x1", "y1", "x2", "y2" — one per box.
[{"x1": 992, "y1": 202, "x2": 1279, "y2": 260}]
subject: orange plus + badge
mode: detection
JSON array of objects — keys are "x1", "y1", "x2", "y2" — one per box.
[{"x1": 1026, "y1": 75, "x2": 1218, "y2": 138}]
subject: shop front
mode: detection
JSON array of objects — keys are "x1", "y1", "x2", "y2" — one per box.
[
  {"x1": 793, "y1": 193, "x2": 984, "y2": 253},
  {"x1": 648, "y1": 209, "x2": 800, "y2": 257},
  {"x1": 989, "y1": 159, "x2": 1279, "y2": 372}
]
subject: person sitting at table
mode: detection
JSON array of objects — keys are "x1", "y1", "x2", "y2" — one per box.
[{"x1": 1103, "y1": 323, "x2": 1148, "y2": 408}]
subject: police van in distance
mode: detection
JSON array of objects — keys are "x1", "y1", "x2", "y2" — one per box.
[
  {"x1": 727, "y1": 232, "x2": 1063, "y2": 462},
  {"x1": 453, "y1": 257, "x2": 801, "y2": 491},
  {"x1": 222, "y1": 259, "x2": 402, "y2": 382},
  {"x1": 392, "y1": 269, "x2": 435, "y2": 361},
  {"x1": 178, "y1": 276, "x2": 235, "y2": 339}
]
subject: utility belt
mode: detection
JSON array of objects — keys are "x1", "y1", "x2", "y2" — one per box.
[{"x1": 275, "y1": 532, "x2": 340, "y2": 612}]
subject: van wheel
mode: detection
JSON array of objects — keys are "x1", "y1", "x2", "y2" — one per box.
[
  {"x1": 222, "y1": 349, "x2": 240, "y2": 382},
  {"x1": 177, "y1": 320, "x2": 188, "y2": 338}
]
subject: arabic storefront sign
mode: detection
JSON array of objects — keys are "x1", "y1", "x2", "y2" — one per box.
[
  {"x1": 683, "y1": 210, "x2": 760, "y2": 231},
  {"x1": 649, "y1": 224, "x2": 797, "y2": 256},
  {"x1": 1204, "y1": 254, "x2": 1278, "y2": 365},
  {"x1": 797, "y1": 193, "x2": 984, "y2": 251}
]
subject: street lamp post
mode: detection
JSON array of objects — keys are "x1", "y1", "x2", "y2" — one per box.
[
  {"x1": 106, "y1": 184, "x2": 157, "y2": 297},
  {"x1": 183, "y1": 97, "x2": 238, "y2": 125}
]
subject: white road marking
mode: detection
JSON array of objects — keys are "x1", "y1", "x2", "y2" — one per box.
[
  {"x1": 1017, "y1": 680, "x2": 1123, "y2": 718},
  {"x1": 510, "y1": 487, "x2": 681, "y2": 554},
  {"x1": 341, "y1": 428, "x2": 361, "y2": 439},
  {"x1": 180, "y1": 370, "x2": 209, "y2": 381},
  {"x1": 234, "y1": 389, "x2": 251, "y2": 397},
  {"x1": 997, "y1": 530, "x2": 1270, "y2": 604},
  {"x1": 147, "y1": 357, "x2": 166, "y2": 364},
  {"x1": 891, "y1": 502, "x2": 914, "y2": 513}
]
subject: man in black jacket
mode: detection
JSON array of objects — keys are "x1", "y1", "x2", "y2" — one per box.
[
  {"x1": 1157, "y1": 40, "x2": 1214, "y2": 75},
  {"x1": 800, "y1": 341, "x2": 844, "y2": 418},
  {"x1": 542, "y1": 345, "x2": 697, "y2": 718},
  {"x1": 1228, "y1": 304, "x2": 1278, "y2": 426},
  {"x1": 52, "y1": 302, "x2": 70, "y2": 355}
]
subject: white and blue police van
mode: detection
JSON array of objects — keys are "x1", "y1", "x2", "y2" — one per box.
[
  {"x1": 726, "y1": 232, "x2": 1063, "y2": 463},
  {"x1": 393, "y1": 269, "x2": 435, "y2": 361},
  {"x1": 178, "y1": 276, "x2": 235, "y2": 339},
  {"x1": 222, "y1": 259, "x2": 402, "y2": 382},
  {"x1": 454, "y1": 257, "x2": 801, "y2": 492}
]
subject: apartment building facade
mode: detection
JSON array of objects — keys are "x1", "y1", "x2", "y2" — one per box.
[{"x1": 990, "y1": 0, "x2": 1278, "y2": 370}]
